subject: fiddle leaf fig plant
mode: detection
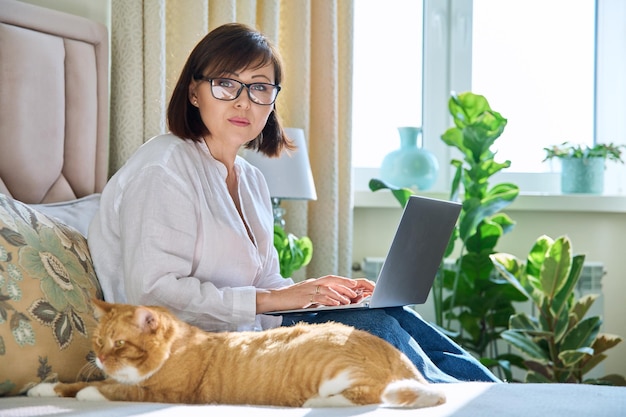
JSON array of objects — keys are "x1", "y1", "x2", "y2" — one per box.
[
  {"x1": 491, "y1": 235, "x2": 625, "y2": 385},
  {"x1": 370, "y1": 92, "x2": 522, "y2": 376},
  {"x1": 437, "y1": 92, "x2": 522, "y2": 365},
  {"x1": 273, "y1": 225, "x2": 313, "y2": 278}
]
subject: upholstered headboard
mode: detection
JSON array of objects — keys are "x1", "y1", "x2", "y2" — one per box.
[{"x1": 0, "y1": 0, "x2": 109, "y2": 204}]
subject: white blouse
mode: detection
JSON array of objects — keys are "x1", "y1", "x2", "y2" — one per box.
[{"x1": 88, "y1": 133, "x2": 292, "y2": 332}]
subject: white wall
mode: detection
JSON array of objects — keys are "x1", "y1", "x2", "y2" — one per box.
[{"x1": 353, "y1": 202, "x2": 626, "y2": 378}]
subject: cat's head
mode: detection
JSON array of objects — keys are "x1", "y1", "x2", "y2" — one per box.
[{"x1": 90, "y1": 298, "x2": 176, "y2": 384}]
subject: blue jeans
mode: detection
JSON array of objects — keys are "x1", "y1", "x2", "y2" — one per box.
[{"x1": 281, "y1": 306, "x2": 500, "y2": 383}]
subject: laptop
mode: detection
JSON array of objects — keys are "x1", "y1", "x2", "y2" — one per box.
[{"x1": 266, "y1": 195, "x2": 462, "y2": 315}]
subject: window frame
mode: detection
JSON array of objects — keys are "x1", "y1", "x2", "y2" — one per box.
[{"x1": 353, "y1": 0, "x2": 626, "y2": 196}]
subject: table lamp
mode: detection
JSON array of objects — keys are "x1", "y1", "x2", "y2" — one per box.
[{"x1": 241, "y1": 127, "x2": 317, "y2": 228}]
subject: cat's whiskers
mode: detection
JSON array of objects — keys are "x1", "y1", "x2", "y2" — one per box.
[{"x1": 75, "y1": 355, "x2": 105, "y2": 382}]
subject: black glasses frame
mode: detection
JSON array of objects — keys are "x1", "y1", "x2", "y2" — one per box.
[{"x1": 195, "y1": 76, "x2": 281, "y2": 105}]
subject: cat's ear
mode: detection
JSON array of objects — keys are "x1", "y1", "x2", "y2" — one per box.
[
  {"x1": 135, "y1": 307, "x2": 160, "y2": 332},
  {"x1": 91, "y1": 298, "x2": 113, "y2": 319}
]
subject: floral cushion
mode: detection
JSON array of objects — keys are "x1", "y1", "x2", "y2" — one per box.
[{"x1": 0, "y1": 193, "x2": 104, "y2": 396}]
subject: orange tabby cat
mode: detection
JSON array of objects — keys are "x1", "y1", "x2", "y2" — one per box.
[{"x1": 28, "y1": 299, "x2": 445, "y2": 408}]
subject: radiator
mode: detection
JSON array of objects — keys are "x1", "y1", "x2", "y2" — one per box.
[
  {"x1": 361, "y1": 257, "x2": 385, "y2": 281},
  {"x1": 576, "y1": 261, "x2": 605, "y2": 296}
]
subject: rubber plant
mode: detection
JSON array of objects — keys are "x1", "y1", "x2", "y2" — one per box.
[
  {"x1": 491, "y1": 235, "x2": 625, "y2": 385},
  {"x1": 370, "y1": 92, "x2": 522, "y2": 377},
  {"x1": 273, "y1": 225, "x2": 313, "y2": 278}
]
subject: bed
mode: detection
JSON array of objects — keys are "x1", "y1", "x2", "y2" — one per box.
[{"x1": 1, "y1": 0, "x2": 625, "y2": 416}]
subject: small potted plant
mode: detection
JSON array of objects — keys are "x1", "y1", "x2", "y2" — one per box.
[
  {"x1": 273, "y1": 225, "x2": 313, "y2": 278},
  {"x1": 543, "y1": 142, "x2": 625, "y2": 194}
]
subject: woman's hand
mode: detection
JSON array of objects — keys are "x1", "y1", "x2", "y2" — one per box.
[
  {"x1": 348, "y1": 278, "x2": 375, "y2": 303},
  {"x1": 256, "y1": 276, "x2": 376, "y2": 314}
]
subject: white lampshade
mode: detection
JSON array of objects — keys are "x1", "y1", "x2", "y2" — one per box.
[{"x1": 242, "y1": 127, "x2": 317, "y2": 201}]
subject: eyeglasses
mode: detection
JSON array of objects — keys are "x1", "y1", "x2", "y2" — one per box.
[{"x1": 195, "y1": 76, "x2": 281, "y2": 105}]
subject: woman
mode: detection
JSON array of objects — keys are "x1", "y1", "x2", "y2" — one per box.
[{"x1": 88, "y1": 23, "x2": 498, "y2": 384}]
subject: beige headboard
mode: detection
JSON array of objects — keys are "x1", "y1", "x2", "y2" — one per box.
[{"x1": 0, "y1": 0, "x2": 109, "y2": 204}]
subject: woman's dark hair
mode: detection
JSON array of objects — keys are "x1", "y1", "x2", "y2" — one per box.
[{"x1": 167, "y1": 23, "x2": 291, "y2": 157}]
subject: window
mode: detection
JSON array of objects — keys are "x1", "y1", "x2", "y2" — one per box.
[
  {"x1": 472, "y1": 0, "x2": 595, "y2": 173},
  {"x1": 352, "y1": 0, "x2": 626, "y2": 195},
  {"x1": 351, "y1": 0, "x2": 423, "y2": 168}
]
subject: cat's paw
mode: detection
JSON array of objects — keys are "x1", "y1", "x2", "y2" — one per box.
[
  {"x1": 27, "y1": 383, "x2": 60, "y2": 398},
  {"x1": 412, "y1": 384, "x2": 446, "y2": 408},
  {"x1": 382, "y1": 379, "x2": 446, "y2": 408},
  {"x1": 76, "y1": 386, "x2": 109, "y2": 401}
]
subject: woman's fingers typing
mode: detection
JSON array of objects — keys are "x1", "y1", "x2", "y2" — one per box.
[
  {"x1": 308, "y1": 276, "x2": 376, "y2": 306},
  {"x1": 258, "y1": 276, "x2": 377, "y2": 313}
]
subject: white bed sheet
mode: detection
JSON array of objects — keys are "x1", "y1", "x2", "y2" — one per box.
[{"x1": 2, "y1": 382, "x2": 625, "y2": 417}]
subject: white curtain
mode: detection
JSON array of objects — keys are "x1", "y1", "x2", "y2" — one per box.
[{"x1": 109, "y1": 0, "x2": 354, "y2": 279}]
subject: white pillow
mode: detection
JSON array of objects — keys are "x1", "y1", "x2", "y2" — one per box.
[{"x1": 29, "y1": 193, "x2": 101, "y2": 236}]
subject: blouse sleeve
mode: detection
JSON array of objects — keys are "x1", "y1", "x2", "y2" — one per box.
[{"x1": 118, "y1": 166, "x2": 259, "y2": 331}]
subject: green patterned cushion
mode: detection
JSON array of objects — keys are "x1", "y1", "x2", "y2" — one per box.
[{"x1": 0, "y1": 193, "x2": 104, "y2": 396}]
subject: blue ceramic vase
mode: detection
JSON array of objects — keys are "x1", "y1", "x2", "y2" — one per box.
[{"x1": 380, "y1": 127, "x2": 439, "y2": 190}]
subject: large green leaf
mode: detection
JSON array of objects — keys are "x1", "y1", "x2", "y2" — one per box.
[
  {"x1": 459, "y1": 252, "x2": 494, "y2": 282},
  {"x1": 461, "y1": 124, "x2": 507, "y2": 162},
  {"x1": 449, "y1": 92, "x2": 493, "y2": 127},
  {"x1": 508, "y1": 313, "x2": 552, "y2": 337},
  {"x1": 552, "y1": 254, "x2": 585, "y2": 316},
  {"x1": 489, "y1": 212, "x2": 516, "y2": 235},
  {"x1": 490, "y1": 254, "x2": 531, "y2": 300},
  {"x1": 559, "y1": 347, "x2": 594, "y2": 367},
  {"x1": 561, "y1": 316, "x2": 601, "y2": 352},
  {"x1": 526, "y1": 235, "x2": 553, "y2": 279},
  {"x1": 441, "y1": 127, "x2": 469, "y2": 158},
  {"x1": 368, "y1": 178, "x2": 414, "y2": 208},
  {"x1": 571, "y1": 294, "x2": 599, "y2": 322},
  {"x1": 501, "y1": 330, "x2": 549, "y2": 361},
  {"x1": 465, "y1": 219, "x2": 502, "y2": 253},
  {"x1": 485, "y1": 182, "x2": 520, "y2": 201},
  {"x1": 459, "y1": 183, "x2": 519, "y2": 241},
  {"x1": 539, "y1": 236, "x2": 571, "y2": 301}
]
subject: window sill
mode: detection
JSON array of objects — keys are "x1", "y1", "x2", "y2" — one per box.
[{"x1": 353, "y1": 190, "x2": 626, "y2": 213}]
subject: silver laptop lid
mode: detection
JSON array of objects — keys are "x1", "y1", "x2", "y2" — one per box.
[{"x1": 369, "y1": 195, "x2": 461, "y2": 308}]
